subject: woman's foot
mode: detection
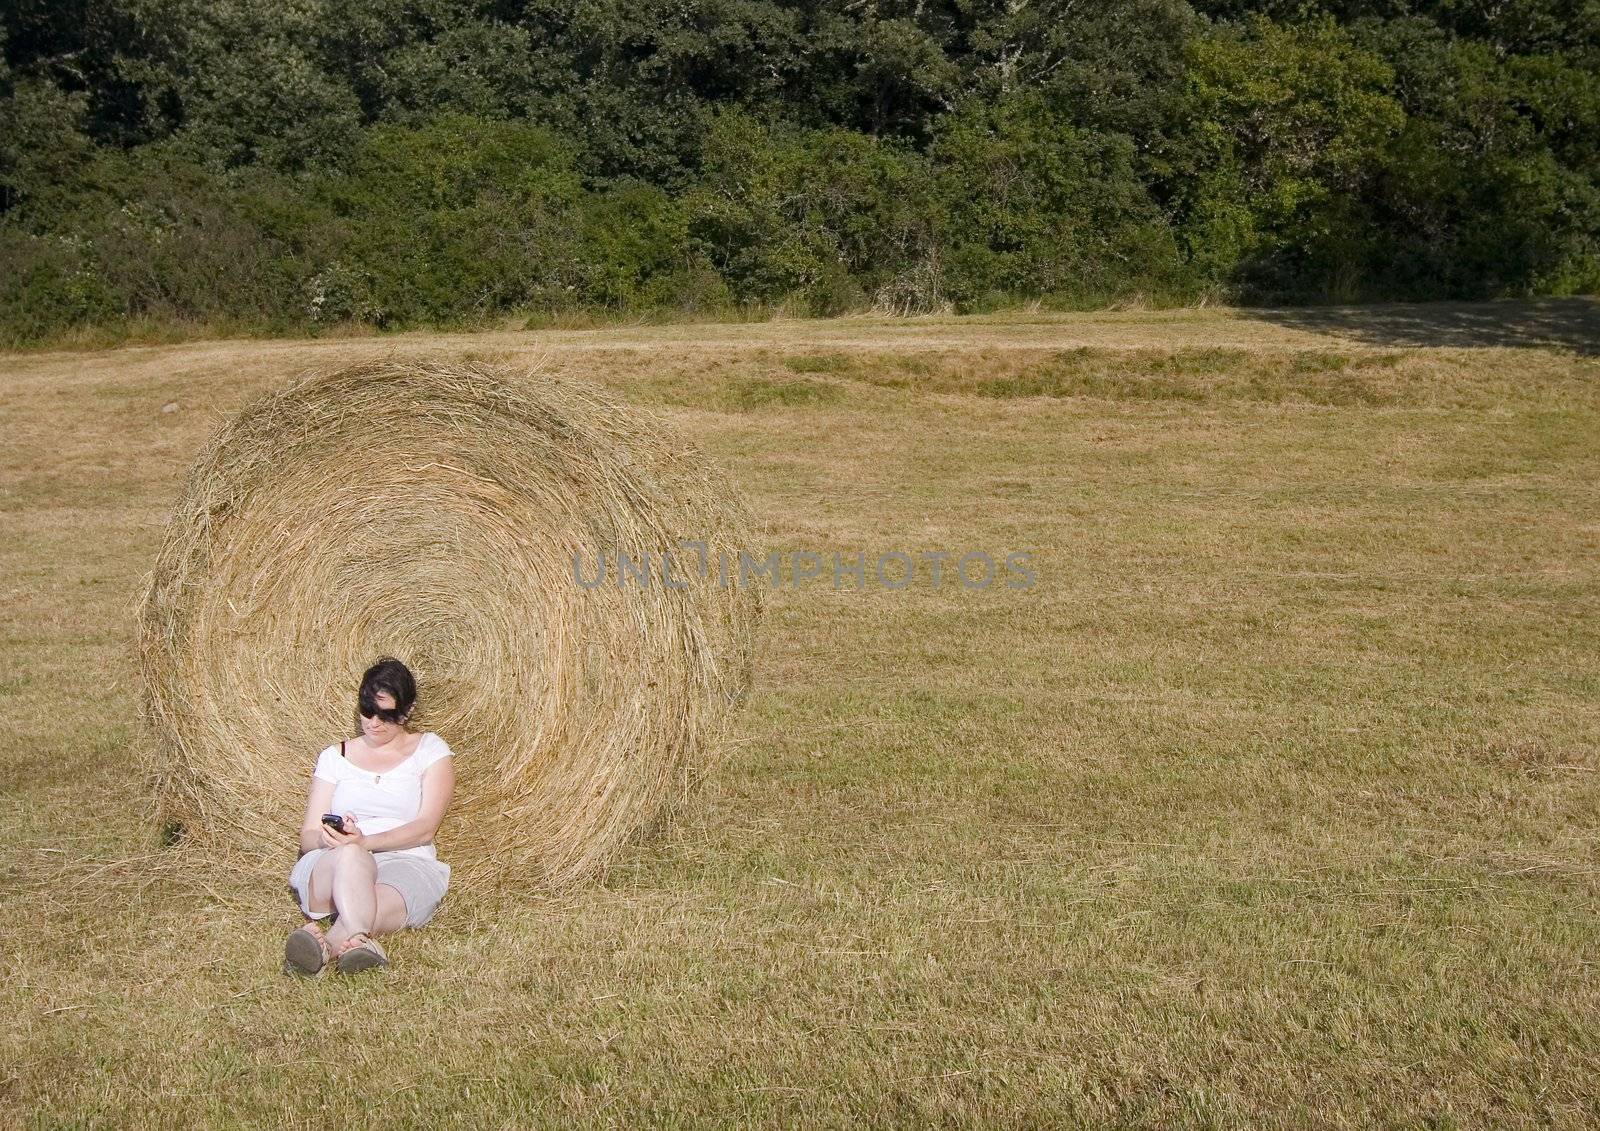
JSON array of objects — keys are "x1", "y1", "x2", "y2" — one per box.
[
  {"x1": 334, "y1": 932, "x2": 389, "y2": 975},
  {"x1": 283, "y1": 921, "x2": 333, "y2": 976}
]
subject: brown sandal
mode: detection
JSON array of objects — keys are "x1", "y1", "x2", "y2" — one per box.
[
  {"x1": 283, "y1": 921, "x2": 333, "y2": 976},
  {"x1": 334, "y1": 932, "x2": 389, "y2": 975}
]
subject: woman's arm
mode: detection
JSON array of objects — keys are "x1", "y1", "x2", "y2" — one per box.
[
  {"x1": 298, "y1": 775, "x2": 336, "y2": 856},
  {"x1": 353, "y1": 758, "x2": 456, "y2": 853}
]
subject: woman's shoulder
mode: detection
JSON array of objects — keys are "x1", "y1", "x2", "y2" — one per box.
[
  {"x1": 311, "y1": 741, "x2": 349, "y2": 780},
  {"x1": 418, "y1": 731, "x2": 454, "y2": 766}
]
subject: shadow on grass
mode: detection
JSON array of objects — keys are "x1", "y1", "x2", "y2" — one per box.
[{"x1": 1242, "y1": 297, "x2": 1600, "y2": 355}]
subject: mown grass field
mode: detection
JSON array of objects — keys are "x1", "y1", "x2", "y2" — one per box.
[{"x1": 2, "y1": 301, "x2": 1598, "y2": 1127}]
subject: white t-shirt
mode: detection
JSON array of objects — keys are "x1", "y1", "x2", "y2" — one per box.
[{"x1": 313, "y1": 731, "x2": 453, "y2": 874}]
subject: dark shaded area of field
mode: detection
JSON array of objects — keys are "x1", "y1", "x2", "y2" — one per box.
[{"x1": 1248, "y1": 297, "x2": 1600, "y2": 355}]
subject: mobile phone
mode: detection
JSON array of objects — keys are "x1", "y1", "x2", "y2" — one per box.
[{"x1": 321, "y1": 813, "x2": 346, "y2": 833}]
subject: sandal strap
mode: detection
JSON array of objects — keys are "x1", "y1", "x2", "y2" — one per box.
[{"x1": 335, "y1": 932, "x2": 378, "y2": 956}]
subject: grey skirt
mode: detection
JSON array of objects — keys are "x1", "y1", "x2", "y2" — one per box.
[{"x1": 288, "y1": 848, "x2": 450, "y2": 928}]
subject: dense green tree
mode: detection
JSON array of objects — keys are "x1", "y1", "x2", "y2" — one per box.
[
  {"x1": 929, "y1": 92, "x2": 1189, "y2": 307},
  {"x1": 0, "y1": 71, "x2": 95, "y2": 218},
  {"x1": 1189, "y1": 0, "x2": 1600, "y2": 58},
  {"x1": 169, "y1": 0, "x2": 362, "y2": 173},
  {"x1": 681, "y1": 107, "x2": 933, "y2": 311},
  {"x1": 310, "y1": 115, "x2": 587, "y2": 321},
  {"x1": 965, "y1": 0, "x2": 1197, "y2": 153},
  {"x1": 1, "y1": 0, "x2": 1596, "y2": 342},
  {"x1": 320, "y1": 2, "x2": 547, "y2": 127},
  {"x1": 1350, "y1": 18, "x2": 1600, "y2": 295},
  {"x1": 0, "y1": 0, "x2": 190, "y2": 145},
  {"x1": 1170, "y1": 13, "x2": 1404, "y2": 297},
  {"x1": 506, "y1": 0, "x2": 809, "y2": 186}
]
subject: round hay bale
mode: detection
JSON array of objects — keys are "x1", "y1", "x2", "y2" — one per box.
[{"x1": 135, "y1": 357, "x2": 761, "y2": 889}]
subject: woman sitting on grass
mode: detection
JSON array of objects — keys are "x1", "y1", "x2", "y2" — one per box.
[{"x1": 284, "y1": 656, "x2": 455, "y2": 976}]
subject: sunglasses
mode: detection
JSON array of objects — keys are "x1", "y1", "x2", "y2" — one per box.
[{"x1": 358, "y1": 694, "x2": 408, "y2": 724}]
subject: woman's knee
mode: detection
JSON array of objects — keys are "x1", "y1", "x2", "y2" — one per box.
[{"x1": 331, "y1": 843, "x2": 375, "y2": 874}]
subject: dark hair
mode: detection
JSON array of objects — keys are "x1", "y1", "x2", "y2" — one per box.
[{"x1": 358, "y1": 656, "x2": 417, "y2": 724}]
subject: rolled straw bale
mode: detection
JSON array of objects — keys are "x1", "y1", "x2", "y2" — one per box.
[{"x1": 135, "y1": 358, "x2": 761, "y2": 888}]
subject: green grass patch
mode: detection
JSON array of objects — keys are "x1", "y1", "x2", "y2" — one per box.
[
  {"x1": 820, "y1": 345, "x2": 1600, "y2": 409},
  {"x1": 780, "y1": 353, "x2": 852, "y2": 374},
  {"x1": 726, "y1": 376, "x2": 845, "y2": 410}
]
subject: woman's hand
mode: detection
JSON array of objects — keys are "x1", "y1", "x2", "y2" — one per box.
[{"x1": 319, "y1": 812, "x2": 366, "y2": 850}]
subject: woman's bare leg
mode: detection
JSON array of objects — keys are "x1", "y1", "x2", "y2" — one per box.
[
  {"x1": 301, "y1": 851, "x2": 339, "y2": 919},
  {"x1": 323, "y1": 844, "x2": 408, "y2": 949}
]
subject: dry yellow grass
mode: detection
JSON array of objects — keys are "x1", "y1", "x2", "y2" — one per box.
[{"x1": 2, "y1": 300, "x2": 1598, "y2": 1127}]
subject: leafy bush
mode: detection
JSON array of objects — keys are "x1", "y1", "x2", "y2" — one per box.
[{"x1": 929, "y1": 93, "x2": 1192, "y2": 309}]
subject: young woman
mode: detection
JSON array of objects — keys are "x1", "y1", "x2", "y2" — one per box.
[{"x1": 284, "y1": 656, "x2": 456, "y2": 975}]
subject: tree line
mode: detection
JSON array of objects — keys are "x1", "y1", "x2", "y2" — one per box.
[{"x1": 2, "y1": 0, "x2": 1596, "y2": 344}]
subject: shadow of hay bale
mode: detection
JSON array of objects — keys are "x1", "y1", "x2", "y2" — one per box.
[{"x1": 133, "y1": 357, "x2": 762, "y2": 892}]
